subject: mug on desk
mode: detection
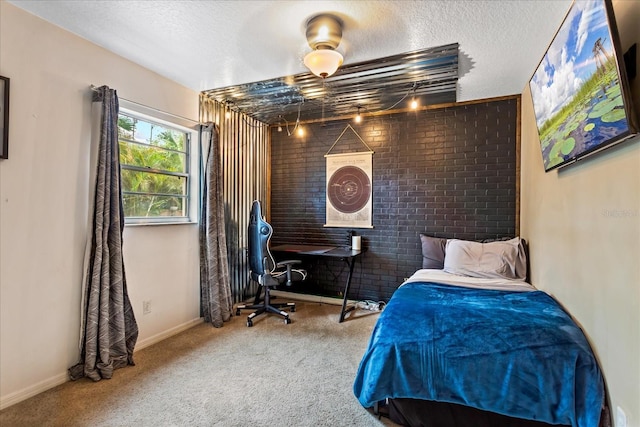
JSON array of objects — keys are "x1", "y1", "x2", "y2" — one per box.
[{"x1": 351, "y1": 235, "x2": 361, "y2": 250}]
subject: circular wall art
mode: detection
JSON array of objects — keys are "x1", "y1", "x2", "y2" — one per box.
[{"x1": 327, "y1": 165, "x2": 371, "y2": 214}]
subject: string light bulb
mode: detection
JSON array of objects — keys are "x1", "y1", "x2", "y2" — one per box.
[
  {"x1": 410, "y1": 82, "x2": 419, "y2": 109},
  {"x1": 355, "y1": 107, "x2": 362, "y2": 124},
  {"x1": 297, "y1": 126, "x2": 305, "y2": 137}
]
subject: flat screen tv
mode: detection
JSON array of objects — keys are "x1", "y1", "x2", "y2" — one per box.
[{"x1": 529, "y1": 0, "x2": 638, "y2": 172}]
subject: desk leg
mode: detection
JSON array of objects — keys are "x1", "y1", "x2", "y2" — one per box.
[{"x1": 339, "y1": 258, "x2": 356, "y2": 323}]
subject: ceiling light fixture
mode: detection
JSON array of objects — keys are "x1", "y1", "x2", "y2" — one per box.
[
  {"x1": 354, "y1": 106, "x2": 362, "y2": 124},
  {"x1": 303, "y1": 14, "x2": 344, "y2": 78}
]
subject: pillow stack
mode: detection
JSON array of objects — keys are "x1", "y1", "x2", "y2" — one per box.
[{"x1": 420, "y1": 234, "x2": 528, "y2": 280}]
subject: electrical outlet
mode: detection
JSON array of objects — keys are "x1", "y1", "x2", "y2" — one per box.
[
  {"x1": 143, "y1": 300, "x2": 152, "y2": 315},
  {"x1": 616, "y1": 406, "x2": 627, "y2": 427}
]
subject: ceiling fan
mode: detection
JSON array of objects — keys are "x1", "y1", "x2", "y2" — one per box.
[{"x1": 303, "y1": 14, "x2": 344, "y2": 78}]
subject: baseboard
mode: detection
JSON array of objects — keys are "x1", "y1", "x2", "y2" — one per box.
[
  {"x1": 135, "y1": 317, "x2": 203, "y2": 351},
  {"x1": 270, "y1": 290, "x2": 357, "y2": 306},
  {"x1": 0, "y1": 317, "x2": 203, "y2": 411},
  {"x1": 0, "y1": 372, "x2": 68, "y2": 411}
]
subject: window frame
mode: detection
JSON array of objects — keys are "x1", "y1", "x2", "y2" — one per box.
[{"x1": 118, "y1": 106, "x2": 199, "y2": 226}]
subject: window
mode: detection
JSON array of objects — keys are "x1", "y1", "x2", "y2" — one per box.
[{"x1": 117, "y1": 110, "x2": 197, "y2": 224}]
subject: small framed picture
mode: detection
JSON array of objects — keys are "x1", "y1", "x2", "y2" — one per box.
[{"x1": 1, "y1": 76, "x2": 9, "y2": 159}]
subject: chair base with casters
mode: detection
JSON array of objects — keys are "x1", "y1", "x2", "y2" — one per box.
[
  {"x1": 237, "y1": 200, "x2": 307, "y2": 327},
  {"x1": 236, "y1": 260, "x2": 304, "y2": 326}
]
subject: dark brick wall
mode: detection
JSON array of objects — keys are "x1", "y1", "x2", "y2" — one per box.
[{"x1": 269, "y1": 97, "x2": 518, "y2": 302}]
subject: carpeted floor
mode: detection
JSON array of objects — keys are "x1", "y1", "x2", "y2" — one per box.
[{"x1": 0, "y1": 301, "x2": 397, "y2": 427}]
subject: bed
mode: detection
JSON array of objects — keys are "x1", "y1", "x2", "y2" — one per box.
[{"x1": 353, "y1": 236, "x2": 606, "y2": 427}]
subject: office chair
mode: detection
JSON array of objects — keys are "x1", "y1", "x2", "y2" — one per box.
[{"x1": 236, "y1": 200, "x2": 307, "y2": 327}]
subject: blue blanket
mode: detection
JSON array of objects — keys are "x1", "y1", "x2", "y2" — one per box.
[{"x1": 353, "y1": 282, "x2": 604, "y2": 427}]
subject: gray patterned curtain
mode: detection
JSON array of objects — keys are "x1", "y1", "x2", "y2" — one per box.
[
  {"x1": 69, "y1": 85, "x2": 138, "y2": 381},
  {"x1": 200, "y1": 123, "x2": 233, "y2": 327}
]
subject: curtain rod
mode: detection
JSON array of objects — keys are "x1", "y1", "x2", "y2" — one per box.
[{"x1": 90, "y1": 85, "x2": 201, "y2": 125}]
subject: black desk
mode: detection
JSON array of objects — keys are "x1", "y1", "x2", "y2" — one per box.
[{"x1": 270, "y1": 244, "x2": 364, "y2": 323}]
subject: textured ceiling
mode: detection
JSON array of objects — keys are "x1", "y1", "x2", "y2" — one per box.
[{"x1": 8, "y1": 0, "x2": 572, "y2": 122}]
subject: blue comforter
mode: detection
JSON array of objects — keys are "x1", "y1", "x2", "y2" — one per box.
[{"x1": 353, "y1": 282, "x2": 604, "y2": 427}]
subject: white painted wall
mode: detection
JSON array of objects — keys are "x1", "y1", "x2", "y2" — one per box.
[
  {"x1": 520, "y1": 1, "x2": 640, "y2": 425},
  {"x1": 0, "y1": 3, "x2": 201, "y2": 408}
]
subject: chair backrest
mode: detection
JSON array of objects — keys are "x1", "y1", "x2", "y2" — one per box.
[{"x1": 248, "y1": 200, "x2": 274, "y2": 279}]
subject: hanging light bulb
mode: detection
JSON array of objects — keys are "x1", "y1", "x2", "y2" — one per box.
[
  {"x1": 410, "y1": 82, "x2": 419, "y2": 109},
  {"x1": 297, "y1": 126, "x2": 305, "y2": 137},
  {"x1": 354, "y1": 107, "x2": 362, "y2": 124}
]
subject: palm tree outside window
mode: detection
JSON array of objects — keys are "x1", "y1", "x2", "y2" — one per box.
[{"x1": 117, "y1": 112, "x2": 191, "y2": 223}]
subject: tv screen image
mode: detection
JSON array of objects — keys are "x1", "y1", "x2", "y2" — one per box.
[{"x1": 529, "y1": 0, "x2": 637, "y2": 172}]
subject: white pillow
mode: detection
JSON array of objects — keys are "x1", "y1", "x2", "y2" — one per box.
[{"x1": 443, "y1": 238, "x2": 526, "y2": 280}]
